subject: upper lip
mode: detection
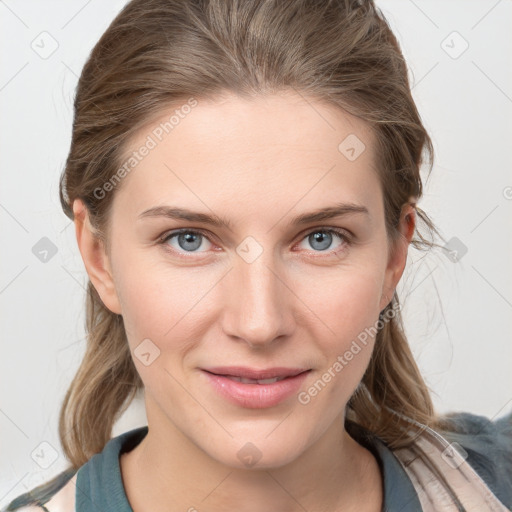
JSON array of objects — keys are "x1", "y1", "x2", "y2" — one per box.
[{"x1": 202, "y1": 366, "x2": 310, "y2": 380}]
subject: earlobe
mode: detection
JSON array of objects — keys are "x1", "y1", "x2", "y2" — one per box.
[
  {"x1": 379, "y1": 203, "x2": 416, "y2": 312},
  {"x1": 72, "y1": 199, "x2": 122, "y2": 315}
]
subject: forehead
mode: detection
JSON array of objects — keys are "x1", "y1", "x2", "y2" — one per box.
[{"x1": 112, "y1": 91, "x2": 382, "y2": 226}]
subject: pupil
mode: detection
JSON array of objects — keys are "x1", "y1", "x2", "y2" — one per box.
[
  {"x1": 180, "y1": 232, "x2": 201, "y2": 251},
  {"x1": 311, "y1": 231, "x2": 331, "y2": 251}
]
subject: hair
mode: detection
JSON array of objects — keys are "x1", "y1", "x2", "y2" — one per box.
[{"x1": 54, "y1": 0, "x2": 449, "y2": 472}]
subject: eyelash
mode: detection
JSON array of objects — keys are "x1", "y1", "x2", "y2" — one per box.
[{"x1": 158, "y1": 227, "x2": 353, "y2": 258}]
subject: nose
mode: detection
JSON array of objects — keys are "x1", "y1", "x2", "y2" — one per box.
[{"x1": 221, "y1": 251, "x2": 296, "y2": 349}]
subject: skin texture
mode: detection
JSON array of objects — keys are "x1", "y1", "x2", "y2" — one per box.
[{"x1": 73, "y1": 90, "x2": 416, "y2": 512}]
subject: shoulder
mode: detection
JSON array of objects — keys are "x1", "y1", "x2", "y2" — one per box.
[
  {"x1": 2, "y1": 468, "x2": 77, "y2": 512},
  {"x1": 434, "y1": 409, "x2": 512, "y2": 508}
]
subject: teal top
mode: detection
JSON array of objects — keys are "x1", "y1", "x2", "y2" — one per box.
[{"x1": 4, "y1": 411, "x2": 512, "y2": 511}]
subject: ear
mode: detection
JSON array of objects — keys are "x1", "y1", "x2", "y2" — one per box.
[
  {"x1": 72, "y1": 199, "x2": 122, "y2": 315},
  {"x1": 379, "y1": 203, "x2": 416, "y2": 312}
]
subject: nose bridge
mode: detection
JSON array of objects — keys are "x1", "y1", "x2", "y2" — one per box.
[{"x1": 223, "y1": 240, "x2": 293, "y2": 346}]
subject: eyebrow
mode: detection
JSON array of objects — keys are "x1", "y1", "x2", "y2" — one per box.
[{"x1": 137, "y1": 202, "x2": 369, "y2": 230}]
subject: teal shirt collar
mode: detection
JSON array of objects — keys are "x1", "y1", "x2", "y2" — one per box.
[{"x1": 76, "y1": 423, "x2": 422, "y2": 511}]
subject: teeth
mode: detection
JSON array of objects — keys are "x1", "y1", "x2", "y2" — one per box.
[
  {"x1": 224, "y1": 375, "x2": 287, "y2": 384},
  {"x1": 257, "y1": 377, "x2": 280, "y2": 384}
]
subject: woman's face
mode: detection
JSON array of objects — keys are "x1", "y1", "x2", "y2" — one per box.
[{"x1": 75, "y1": 90, "x2": 412, "y2": 468}]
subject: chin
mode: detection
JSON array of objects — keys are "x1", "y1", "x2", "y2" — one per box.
[{"x1": 201, "y1": 432, "x2": 308, "y2": 471}]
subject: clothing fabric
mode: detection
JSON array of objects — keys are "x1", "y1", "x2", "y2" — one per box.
[{"x1": 3, "y1": 411, "x2": 511, "y2": 511}]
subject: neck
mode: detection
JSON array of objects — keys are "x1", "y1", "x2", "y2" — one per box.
[{"x1": 120, "y1": 405, "x2": 382, "y2": 512}]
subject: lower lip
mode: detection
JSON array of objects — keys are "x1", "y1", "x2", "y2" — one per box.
[{"x1": 202, "y1": 370, "x2": 310, "y2": 409}]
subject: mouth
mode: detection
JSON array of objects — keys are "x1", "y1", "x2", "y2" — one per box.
[
  {"x1": 200, "y1": 367, "x2": 311, "y2": 408},
  {"x1": 202, "y1": 366, "x2": 309, "y2": 381},
  {"x1": 215, "y1": 375, "x2": 288, "y2": 384}
]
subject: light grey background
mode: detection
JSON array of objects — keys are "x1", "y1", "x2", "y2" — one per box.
[{"x1": 1, "y1": 0, "x2": 511, "y2": 505}]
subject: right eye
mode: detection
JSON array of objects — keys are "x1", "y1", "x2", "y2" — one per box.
[{"x1": 159, "y1": 229, "x2": 215, "y2": 255}]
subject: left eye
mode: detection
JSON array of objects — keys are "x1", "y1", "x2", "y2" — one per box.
[
  {"x1": 297, "y1": 229, "x2": 349, "y2": 253},
  {"x1": 159, "y1": 228, "x2": 350, "y2": 255}
]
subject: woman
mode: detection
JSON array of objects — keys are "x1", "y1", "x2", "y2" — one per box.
[{"x1": 4, "y1": 0, "x2": 511, "y2": 511}]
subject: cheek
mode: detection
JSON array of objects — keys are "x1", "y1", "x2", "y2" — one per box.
[
  {"x1": 111, "y1": 245, "x2": 224, "y2": 378},
  {"x1": 298, "y1": 264, "x2": 384, "y2": 398},
  {"x1": 300, "y1": 260, "x2": 384, "y2": 343},
  {"x1": 331, "y1": 274, "x2": 383, "y2": 342},
  {"x1": 114, "y1": 274, "x2": 196, "y2": 397},
  {"x1": 110, "y1": 243, "x2": 190, "y2": 346}
]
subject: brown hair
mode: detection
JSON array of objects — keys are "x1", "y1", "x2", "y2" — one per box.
[{"x1": 57, "y1": 0, "x2": 448, "y2": 469}]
